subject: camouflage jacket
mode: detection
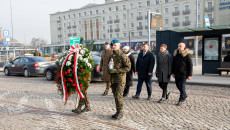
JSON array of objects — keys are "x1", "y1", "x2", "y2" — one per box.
[{"x1": 109, "y1": 49, "x2": 131, "y2": 84}]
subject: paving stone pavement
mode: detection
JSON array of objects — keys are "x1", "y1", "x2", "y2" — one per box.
[{"x1": 0, "y1": 73, "x2": 229, "y2": 130}]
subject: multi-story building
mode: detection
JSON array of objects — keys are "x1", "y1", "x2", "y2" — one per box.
[{"x1": 48, "y1": 0, "x2": 230, "y2": 54}]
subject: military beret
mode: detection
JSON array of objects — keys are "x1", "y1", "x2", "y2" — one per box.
[
  {"x1": 105, "y1": 41, "x2": 110, "y2": 45},
  {"x1": 111, "y1": 39, "x2": 120, "y2": 44}
]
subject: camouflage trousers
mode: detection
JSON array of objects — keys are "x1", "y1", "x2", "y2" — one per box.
[
  {"x1": 78, "y1": 85, "x2": 90, "y2": 108},
  {"x1": 111, "y1": 83, "x2": 125, "y2": 113}
]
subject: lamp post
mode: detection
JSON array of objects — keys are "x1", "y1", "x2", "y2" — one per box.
[
  {"x1": 10, "y1": 0, "x2": 14, "y2": 40},
  {"x1": 194, "y1": 0, "x2": 199, "y2": 66}
]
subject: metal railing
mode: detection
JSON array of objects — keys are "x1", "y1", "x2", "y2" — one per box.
[
  {"x1": 172, "y1": 11, "x2": 180, "y2": 16},
  {"x1": 172, "y1": 22, "x2": 180, "y2": 27},
  {"x1": 183, "y1": 10, "x2": 191, "y2": 15},
  {"x1": 137, "y1": 16, "x2": 143, "y2": 20}
]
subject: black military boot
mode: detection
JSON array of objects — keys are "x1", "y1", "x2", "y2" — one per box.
[
  {"x1": 115, "y1": 112, "x2": 123, "y2": 120},
  {"x1": 102, "y1": 92, "x2": 108, "y2": 96},
  {"x1": 81, "y1": 106, "x2": 91, "y2": 113},
  {"x1": 72, "y1": 105, "x2": 82, "y2": 114},
  {"x1": 111, "y1": 112, "x2": 118, "y2": 118}
]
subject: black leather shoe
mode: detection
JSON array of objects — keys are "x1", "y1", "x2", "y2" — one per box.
[
  {"x1": 111, "y1": 112, "x2": 118, "y2": 118},
  {"x1": 115, "y1": 113, "x2": 123, "y2": 120},
  {"x1": 181, "y1": 95, "x2": 188, "y2": 102},
  {"x1": 81, "y1": 106, "x2": 91, "y2": 113},
  {"x1": 132, "y1": 95, "x2": 139, "y2": 99},
  {"x1": 176, "y1": 101, "x2": 182, "y2": 106},
  {"x1": 166, "y1": 92, "x2": 170, "y2": 100},
  {"x1": 102, "y1": 92, "x2": 108, "y2": 96},
  {"x1": 158, "y1": 98, "x2": 165, "y2": 103},
  {"x1": 147, "y1": 96, "x2": 151, "y2": 100},
  {"x1": 72, "y1": 108, "x2": 81, "y2": 114}
]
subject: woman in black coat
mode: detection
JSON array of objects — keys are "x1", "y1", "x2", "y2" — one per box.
[
  {"x1": 156, "y1": 44, "x2": 171, "y2": 103},
  {"x1": 122, "y1": 46, "x2": 135, "y2": 97}
]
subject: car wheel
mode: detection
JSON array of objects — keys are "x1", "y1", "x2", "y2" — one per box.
[
  {"x1": 4, "y1": 68, "x2": 10, "y2": 76},
  {"x1": 46, "y1": 69, "x2": 53, "y2": 81},
  {"x1": 24, "y1": 69, "x2": 30, "y2": 78}
]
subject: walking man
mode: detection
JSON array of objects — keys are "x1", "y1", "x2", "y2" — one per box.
[
  {"x1": 132, "y1": 42, "x2": 155, "y2": 100},
  {"x1": 156, "y1": 44, "x2": 171, "y2": 103},
  {"x1": 172, "y1": 43, "x2": 193, "y2": 106},
  {"x1": 122, "y1": 46, "x2": 136, "y2": 97},
  {"x1": 109, "y1": 39, "x2": 131, "y2": 120},
  {"x1": 100, "y1": 41, "x2": 113, "y2": 96}
]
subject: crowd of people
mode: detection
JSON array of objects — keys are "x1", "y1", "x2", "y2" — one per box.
[{"x1": 98, "y1": 39, "x2": 193, "y2": 120}]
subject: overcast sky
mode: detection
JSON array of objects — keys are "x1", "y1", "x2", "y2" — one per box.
[{"x1": 0, "y1": 0, "x2": 105, "y2": 44}]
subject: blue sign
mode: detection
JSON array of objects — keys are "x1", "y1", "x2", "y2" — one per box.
[
  {"x1": 40, "y1": 48, "x2": 43, "y2": 52},
  {"x1": 3, "y1": 42, "x2": 10, "y2": 46},
  {"x1": 3, "y1": 30, "x2": 10, "y2": 38}
]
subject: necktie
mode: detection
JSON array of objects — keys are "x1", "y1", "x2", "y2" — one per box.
[{"x1": 143, "y1": 52, "x2": 146, "y2": 57}]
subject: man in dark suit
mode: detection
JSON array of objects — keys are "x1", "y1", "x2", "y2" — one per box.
[{"x1": 132, "y1": 42, "x2": 155, "y2": 100}]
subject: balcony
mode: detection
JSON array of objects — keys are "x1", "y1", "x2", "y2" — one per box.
[
  {"x1": 183, "y1": 10, "x2": 191, "y2": 15},
  {"x1": 73, "y1": 33, "x2": 77, "y2": 36},
  {"x1": 114, "y1": 19, "x2": 120, "y2": 23},
  {"x1": 115, "y1": 28, "x2": 120, "y2": 32},
  {"x1": 68, "y1": 33, "x2": 72, "y2": 37},
  {"x1": 108, "y1": 29, "x2": 113, "y2": 33},
  {"x1": 107, "y1": 20, "x2": 113, "y2": 24},
  {"x1": 205, "y1": 7, "x2": 214, "y2": 12},
  {"x1": 72, "y1": 25, "x2": 76, "y2": 28},
  {"x1": 172, "y1": 22, "x2": 180, "y2": 27},
  {"x1": 137, "y1": 16, "x2": 143, "y2": 20},
  {"x1": 137, "y1": 26, "x2": 143, "y2": 30},
  {"x1": 67, "y1": 26, "x2": 71, "y2": 29},
  {"x1": 58, "y1": 27, "x2": 62, "y2": 30},
  {"x1": 172, "y1": 11, "x2": 180, "y2": 16},
  {"x1": 57, "y1": 20, "x2": 61, "y2": 23},
  {"x1": 58, "y1": 34, "x2": 62, "y2": 38},
  {"x1": 182, "y1": 21, "x2": 191, "y2": 26}
]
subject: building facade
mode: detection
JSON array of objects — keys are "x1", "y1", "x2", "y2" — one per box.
[
  {"x1": 49, "y1": 0, "x2": 230, "y2": 49},
  {"x1": 0, "y1": 27, "x2": 3, "y2": 40}
]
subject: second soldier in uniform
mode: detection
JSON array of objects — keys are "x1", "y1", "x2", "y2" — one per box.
[{"x1": 108, "y1": 39, "x2": 131, "y2": 120}]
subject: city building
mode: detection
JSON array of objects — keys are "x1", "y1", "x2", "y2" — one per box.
[
  {"x1": 47, "y1": 0, "x2": 230, "y2": 54},
  {"x1": 0, "y1": 27, "x2": 3, "y2": 40}
]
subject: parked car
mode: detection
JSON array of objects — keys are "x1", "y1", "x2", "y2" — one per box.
[
  {"x1": 4, "y1": 56, "x2": 50, "y2": 77},
  {"x1": 45, "y1": 55, "x2": 102, "y2": 81}
]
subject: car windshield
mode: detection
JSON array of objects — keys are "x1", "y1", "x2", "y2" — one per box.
[{"x1": 31, "y1": 57, "x2": 48, "y2": 62}]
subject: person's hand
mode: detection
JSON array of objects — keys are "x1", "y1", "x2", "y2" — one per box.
[
  {"x1": 188, "y1": 76, "x2": 192, "y2": 80},
  {"x1": 172, "y1": 74, "x2": 175, "y2": 78},
  {"x1": 148, "y1": 73, "x2": 152, "y2": 76},
  {"x1": 109, "y1": 69, "x2": 117, "y2": 73},
  {"x1": 135, "y1": 72, "x2": 138, "y2": 76}
]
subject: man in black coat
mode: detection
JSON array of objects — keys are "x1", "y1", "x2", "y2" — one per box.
[
  {"x1": 132, "y1": 42, "x2": 155, "y2": 100},
  {"x1": 224, "y1": 51, "x2": 230, "y2": 62},
  {"x1": 172, "y1": 43, "x2": 193, "y2": 106},
  {"x1": 122, "y1": 46, "x2": 136, "y2": 97}
]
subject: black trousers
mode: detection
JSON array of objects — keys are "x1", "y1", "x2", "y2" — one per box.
[
  {"x1": 158, "y1": 82, "x2": 168, "y2": 98},
  {"x1": 123, "y1": 85, "x2": 131, "y2": 95},
  {"x1": 175, "y1": 78, "x2": 187, "y2": 101}
]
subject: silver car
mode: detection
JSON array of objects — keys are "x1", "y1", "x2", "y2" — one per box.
[{"x1": 4, "y1": 56, "x2": 50, "y2": 77}]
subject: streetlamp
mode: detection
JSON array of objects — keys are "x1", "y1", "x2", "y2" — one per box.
[{"x1": 10, "y1": 0, "x2": 14, "y2": 40}]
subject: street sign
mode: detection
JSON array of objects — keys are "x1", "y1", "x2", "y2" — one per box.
[
  {"x1": 150, "y1": 13, "x2": 162, "y2": 30},
  {"x1": 204, "y1": 17, "x2": 210, "y2": 27},
  {"x1": 6, "y1": 47, "x2": 9, "y2": 51},
  {"x1": 69, "y1": 37, "x2": 80, "y2": 46},
  {"x1": 40, "y1": 48, "x2": 43, "y2": 52},
  {"x1": 3, "y1": 42, "x2": 10, "y2": 46},
  {"x1": 3, "y1": 30, "x2": 10, "y2": 38}
]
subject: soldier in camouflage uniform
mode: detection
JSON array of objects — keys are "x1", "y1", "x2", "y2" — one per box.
[{"x1": 108, "y1": 39, "x2": 131, "y2": 120}]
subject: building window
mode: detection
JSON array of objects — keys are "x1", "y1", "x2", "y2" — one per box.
[
  {"x1": 116, "y1": 24, "x2": 119, "y2": 28},
  {"x1": 90, "y1": 11, "x2": 93, "y2": 16},
  {"x1": 96, "y1": 10, "x2": 99, "y2": 14},
  {"x1": 116, "y1": 33, "x2": 119, "y2": 38},
  {"x1": 64, "y1": 23, "x2": 66, "y2": 28},
  {"x1": 79, "y1": 13, "x2": 81, "y2": 17},
  {"x1": 73, "y1": 14, "x2": 75, "y2": 18},
  {"x1": 175, "y1": 6, "x2": 179, "y2": 12},
  {"x1": 116, "y1": 6, "x2": 119, "y2": 11},
  {"x1": 123, "y1": 14, "x2": 126, "y2": 20},
  {"x1": 147, "y1": 1, "x2": 150, "y2": 6},
  {"x1": 103, "y1": 26, "x2": 105, "y2": 31},
  {"x1": 103, "y1": 34, "x2": 106, "y2": 39},
  {"x1": 110, "y1": 34, "x2": 112, "y2": 39},
  {"x1": 109, "y1": 16, "x2": 112, "y2": 21},
  {"x1": 68, "y1": 15, "x2": 70, "y2": 19},
  {"x1": 156, "y1": 0, "x2": 159, "y2": 5},
  {"x1": 79, "y1": 29, "x2": 81, "y2": 34},
  {"x1": 63, "y1": 16, "x2": 65, "y2": 20},
  {"x1": 138, "y1": 2, "x2": 142, "y2": 8},
  {"x1": 165, "y1": 8, "x2": 169, "y2": 14},
  {"x1": 123, "y1": 5, "x2": 126, "y2": 10},
  {"x1": 175, "y1": 17, "x2": 179, "y2": 23},
  {"x1": 131, "y1": 32, "x2": 134, "y2": 37},
  {"x1": 109, "y1": 7, "x2": 112, "y2": 12},
  {"x1": 124, "y1": 33, "x2": 126, "y2": 37},
  {"x1": 165, "y1": 0, "x2": 169, "y2": 3},
  {"x1": 109, "y1": 25, "x2": 112, "y2": 30},
  {"x1": 185, "y1": 5, "x2": 190, "y2": 11},
  {"x1": 198, "y1": 14, "x2": 200, "y2": 21},
  {"x1": 130, "y1": 13, "x2": 134, "y2": 19},
  {"x1": 138, "y1": 22, "x2": 142, "y2": 26},
  {"x1": 207, "y1": 14, "x2": 213, "y2": 19},
  {"x1": 123, "y1": 23, "x2": 126, "y2": 29},
  {"x1": 131, "y1": 23, "x2": 134, "y2": 28},
  {"x1": 139, "y1": 31, "x2": 142, "y2": 36},
  {"x1": 138, "y1": 12, "x2": 142, "y2": 17},
  {"x1": 185, "y1": 16, "x2": 189, "y2": 22},
  {"x1": 102, "y1": 9, "x2": 105, "y2": 14},
  {"x1": 130, "y1": 3, "x2": 134, "y2": 9},
  {"x1": 84, "y1": 12, "x2": 86, "y2": 16},
  {"x1": 165, "y1": 18, "x2": 169, "y2": 24},
  {"x1": 79, "y1": 21, "x2": 82, "y2": 25},
  {"x1": 198, "y1": 3, "x2": 201, "y2": 10},
  {"x1": 102, "y1": 17, "x2": 105, "y2": 22},
  {"x1": 116, "y1": 15, "x2": 119, "y2": 20},
  {"x1": 156, "y1": 9, "x2": 160, "y2": 13}
]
